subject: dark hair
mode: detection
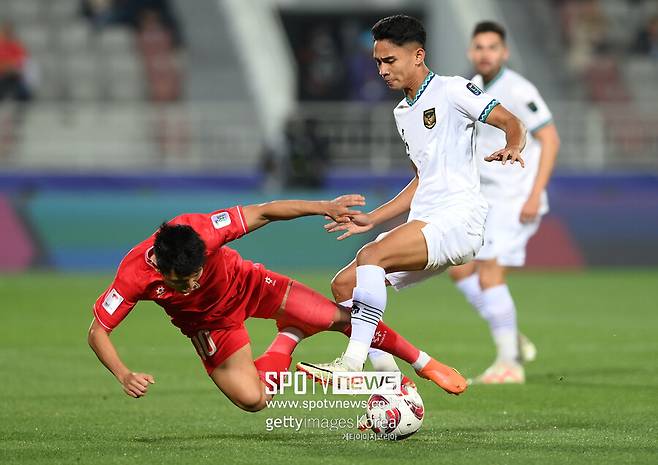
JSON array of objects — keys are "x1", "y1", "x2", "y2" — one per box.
[
  {"x1": 372, "y1": 15, "x2": 426, "y2": 48},
  {"x1": 472, "y1": 21, "x2": 506, "y2": 41},
  {"x1": 153, "y1": 223, "x2": 206, "y2": 276}
]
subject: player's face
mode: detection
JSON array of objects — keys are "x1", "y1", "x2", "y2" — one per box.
[
  {"x1": 161, "y1": 268, "x2": 203, "y2": 294},
  {"x1": 373, "y1": 39, "x2": 424, "y2": 91},
  {"x1": 468, "y1": 32, "x2": 509, "y2": 78}
]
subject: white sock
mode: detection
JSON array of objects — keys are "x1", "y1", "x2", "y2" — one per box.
[
  {"x1": 481, "y1": 284, "x2": 519, "y2": 362},
  {"x1": 368, "y1": 348, "x2": 400, "y2": 371},
  {"x1": 343, "y1": 265, "x2": 386, "y2": 369},
  {"x1": 455, "y1": 273, "x2": 485, "y2": 318},
  {"x1": 338, "y1": 299, "x2": 353, "y2": 308},
  {"x1": 411, "y1": 351, "x2": 431, "y2": 371}
]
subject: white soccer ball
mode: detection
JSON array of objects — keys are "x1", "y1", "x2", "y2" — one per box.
[{"x1": 364, "y1": 384, "x2": 424, "y2": 440}]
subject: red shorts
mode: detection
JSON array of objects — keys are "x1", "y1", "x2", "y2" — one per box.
[{"x1": 190, "y1": 278, "x2": 339, "y2": 374}]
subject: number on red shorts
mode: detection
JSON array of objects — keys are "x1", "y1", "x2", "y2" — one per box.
[{"x1": 191, "y1": 330, "x2": 217, "y2": 360}]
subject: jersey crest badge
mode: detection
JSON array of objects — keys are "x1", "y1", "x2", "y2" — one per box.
[
  {"x1": 423, "y1": 108, "x2": 436, "y2": 129},
  {"x1": 466, "y1": 82, "x2": 482, "y2": 95},
  {"x1": 211, "y1": 211, "x2": 231, "y2": 229},
  {"x1": 527, "y1": 101, "x2": 538, "y2": 112}
]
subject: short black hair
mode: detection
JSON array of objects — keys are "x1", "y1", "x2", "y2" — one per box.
[
  {"x1": 153, "y1": 223, "x2": 206, "y2": 276},
  {"x1": 472, "y1": 21, "x2": 506, "y2": 42},
  {"x1": 372, "y1": 15, "x2": 426, "y2": 48}
]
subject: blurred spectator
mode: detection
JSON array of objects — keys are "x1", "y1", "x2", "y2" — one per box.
[
  {"x1": 262, "y1": 116, "x2": 329, "y2": 190},
  {"x1": 136, "y1": 8, "x2": 183, "y2": 101},
  {"x1": 80, "y1": 0, "x2": 118, "y2": 30},
  {"x1": 0, "y1": 22, "x2": 32, "y2": 103},
  {"x1": 284, "y1": 118, "x2": 329, "y2": 189},
  {"x1": 297, "y1": 27, "x2": 344, "y2": 100},
  {"x1": 632, "y1": 16, "x2": 658, "y2": 58},
  {"x1": 80, "y1": 0, "x2": 184, "y2": 48},
  {"x1": 346, "y1": 30, "x2": 389, "y2": 102},
  {"x1": 558, "y1": 0, "x2": 611, "y2": 74}
]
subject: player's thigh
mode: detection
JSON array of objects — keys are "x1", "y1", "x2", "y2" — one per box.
[
  {"x1": 276, "y1": 280, "x2": 345, "y2": 335},
  {"x1": 209, "y1": 344, "x2": 267, "y2": 412},
  {"x1": 356, "y1": 220, "x2": 429, "y2": 272},
  {"x1": 448, "y1": 261, "x2": 478, "y2": 282}
]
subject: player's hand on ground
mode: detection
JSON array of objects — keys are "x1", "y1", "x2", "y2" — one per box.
[
  {"x1": 520, "y1": 193, "x2": 540, "y2": 223},
  {"x1": 485, "y1": 146, "x2": 525, "y2": 167},
  {"x1": 324, "y1": 213, "x2": 374, "y2": 240},
  {"x1": 324, "y1": 194, "x2": 366, "y2": 223},
  {"x1": 120, "y1": 372, "x2": 155, "y2": 398}
]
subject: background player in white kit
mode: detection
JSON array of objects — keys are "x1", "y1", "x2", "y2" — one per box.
[
  {"x1": 297, "y1": 15, "x2": 527, "y2": 390},
  {"x1": 448, "y1": 21, "x2": 561, "y2": 384}
]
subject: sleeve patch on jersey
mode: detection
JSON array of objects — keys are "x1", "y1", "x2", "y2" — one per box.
[
  {"x1": 211, "y1": 211, "x2": 231, "y2": 229},
  {"x1": 102, "y1": 289, "x2": 124, "y2": 315},
  {"x1": 466, "y1": 82, "x2": 483, "y2": 96},
  {"x1": 527, "y1": 101, "x2": 538, "y2": 112}
]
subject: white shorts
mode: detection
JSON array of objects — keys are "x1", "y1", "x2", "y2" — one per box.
[
  {"x1": 476, "y1": 202, "x2": 541, "y2": 267},
  {"x1": 382, "y1": 207, "x2": 486, "y2": 291}
]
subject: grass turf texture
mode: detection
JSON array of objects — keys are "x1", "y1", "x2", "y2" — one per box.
[{"x1": 1, "y1": 270, "x2": 657, "y2": 465}]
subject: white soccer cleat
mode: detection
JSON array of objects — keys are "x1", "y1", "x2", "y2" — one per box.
[
  {"x1": 296, "y1": 355, "x2": 357, "y2": 385},
  {"x1": 468, "y1": 360, "x2": 525, "y2": 385},
  {"x1": 518, "y1": 332, "x2": 537, "y2": 364}
]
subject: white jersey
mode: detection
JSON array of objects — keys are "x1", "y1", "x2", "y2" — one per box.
[
  {"x1": 472, "y1": 67, "x2": 553, "y2": 214},
  {"x1": 393, "y1": 72, "x2": 498, "y2": 222}
]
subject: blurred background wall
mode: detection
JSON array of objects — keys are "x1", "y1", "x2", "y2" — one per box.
[{"x1": 0, "y1": 0, "x2": 657, "y2": 272}]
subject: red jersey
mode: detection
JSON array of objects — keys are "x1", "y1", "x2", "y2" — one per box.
[
  {"x1": 0, "y1": 38, "x2": 27, "y2": 72},
  {"x1": 93, "y1": 206, "x2": 290, "y2": 337}
]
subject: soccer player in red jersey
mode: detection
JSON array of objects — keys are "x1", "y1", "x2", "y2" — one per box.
[{"x1": 88, "y1": 195, "x2": 464, "y2": 412}]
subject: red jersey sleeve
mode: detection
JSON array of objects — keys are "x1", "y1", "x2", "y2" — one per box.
[
  {"x1": 173, "y1": 206, "x2": 248, "y2": 250},
  {"x1": 93, "y1": 255, "x2": 145, "y2": 332}
]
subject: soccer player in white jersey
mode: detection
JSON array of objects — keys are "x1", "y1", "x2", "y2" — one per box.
[
  {"x1": 297, "y1": 15, "x2": 527, "y2": 393},
  {"x1": 449, "y1": 21, "x2": 560, "y2": 384}
]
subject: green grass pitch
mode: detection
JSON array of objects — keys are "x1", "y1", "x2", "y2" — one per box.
[{"x1": 1, "y1": 269, "x2": 657, "y2": 464}]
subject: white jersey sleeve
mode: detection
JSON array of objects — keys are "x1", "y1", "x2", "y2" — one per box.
[
  {"x1": 447, "y1": 76, "x2": 500, "y2": 124},
  {"x1": 510, "y1": 82, "x2": 553, "y2": 134}
]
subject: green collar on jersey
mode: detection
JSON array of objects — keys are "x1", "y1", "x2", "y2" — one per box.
[
  {"x1": 483, "y1": 66, "x2": 506, "y2": 91},
  {"x1": 405, "y1": 71, "x2": 435, "y2": 106}
]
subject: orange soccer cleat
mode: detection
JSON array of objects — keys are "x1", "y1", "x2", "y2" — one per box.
[{"x1": 415, "y1": 357, "x2": 468, "y2": 395}]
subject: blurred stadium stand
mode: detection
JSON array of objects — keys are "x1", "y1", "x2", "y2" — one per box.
[{"x1": 0, "y1": 0, "x2": 657, "y2": 271}]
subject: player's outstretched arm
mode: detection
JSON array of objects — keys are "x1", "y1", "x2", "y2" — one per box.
[
  {"x1": 241, "y1": 194, "x2": 365, "y2": 232},
  {"x1": 88, "y1": 319, "x2": 155, "y2": 398},
  {"x1": 483, "y1": 104, "x2": 527, "y2": 167},
  {"x1": 325, "y1": 173, "x2": 418, "y2": 240}
]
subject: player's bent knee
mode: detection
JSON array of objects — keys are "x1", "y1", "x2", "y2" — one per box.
[
  {"x1": 234, "y1": 390, "x2": 268, "y2": 412},
  {"x1": 356, "y1": 242, "x2": 383, "y2": 266},
  {"x1": 331, "y1": 272, "x2": 353, "y2": 300}
]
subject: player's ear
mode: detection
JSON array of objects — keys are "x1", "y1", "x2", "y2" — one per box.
[{"x1": 415, "y1": 47, "x2": 425, "y2": 65}]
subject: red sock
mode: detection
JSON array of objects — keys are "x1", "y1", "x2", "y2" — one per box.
[
  {"x1": 254, "y1": 352, "x2": 292, "y2": 385},
  {"x1": 264, "y1": 332, "x2": 299, "y2": 357},
  {"x1": 341, "y1": 321, "x2": 420, "y2": 365}
]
